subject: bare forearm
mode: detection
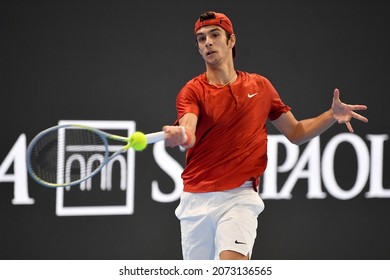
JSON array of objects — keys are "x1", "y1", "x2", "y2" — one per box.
[
  {"x1": 272, "y1": 110, "x2": 337, "y2": 145},
  {"x1": 292, "y1": 109, "x2": 337, "y2": 145},
  {"x1": 274, "y1": 89, "x2": 368, "y2": 145}
]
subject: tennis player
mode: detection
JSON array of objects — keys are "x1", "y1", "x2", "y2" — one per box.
[{"x1": 163, "y1": 11, "x2": 368, "y2": 260}]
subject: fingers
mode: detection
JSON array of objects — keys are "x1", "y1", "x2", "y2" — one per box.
[
  {"x1": 352, "y1": 111, "x2": 369, "y2": 123},
  {"x1": 345, "y1": 122, "x2": 354, "y2": 133},
  {"x1": 333, "y1": 88, "x2": 369, "y2": 129},
  {"x1": 335, "y1": 89, "x2": 368, "y2": 109},
  {"x1": 350, "y1": 104, "x2": 368, "y2": 111},
  {"x1": 163, "y1": 125, "x2": 187, "y2": 147}
]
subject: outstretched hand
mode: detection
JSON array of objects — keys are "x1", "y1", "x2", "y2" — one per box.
[{"x1": 331, "y1": 88, "x2": 368, "y2": 133}]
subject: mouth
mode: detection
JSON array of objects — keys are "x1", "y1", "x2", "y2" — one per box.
[{"x1": 206, "y1": 50, "x2": 217, "y2": 56}]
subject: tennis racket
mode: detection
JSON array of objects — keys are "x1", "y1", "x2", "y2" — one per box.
[{"x1": 26, "y1": 124, "x2": 165, "y2": 188}]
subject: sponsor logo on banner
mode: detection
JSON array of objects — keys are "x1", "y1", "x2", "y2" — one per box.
[
  {"x1": 55, "y1": 120, "x2": 136, "y2": 216},
  {"x1": 0, "y1": 120, "x2": 389, "y2": 216}
]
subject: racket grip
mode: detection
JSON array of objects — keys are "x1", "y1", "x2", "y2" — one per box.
[{"x1": 146, "y1": 131, "x2": 166, "y2": 144}]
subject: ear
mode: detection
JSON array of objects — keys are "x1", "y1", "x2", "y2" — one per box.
[{"x1": 229, "y1": 34, "x2": 236, "y2": 49}]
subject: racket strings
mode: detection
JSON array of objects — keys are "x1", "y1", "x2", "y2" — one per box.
[
  {"x1": 29, "y1": 130, "x2": 59, "y2": 184},
  {"x1": 28, "y1": 128, "x2": 107, "y2": 185}
]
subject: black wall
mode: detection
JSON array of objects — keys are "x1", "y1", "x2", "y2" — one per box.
[{"x1": 0, "y1": 0, "x2": 388, "y2": 259}]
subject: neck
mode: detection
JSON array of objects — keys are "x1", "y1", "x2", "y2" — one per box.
[
  {"x1": 207, "y1": 71, "x2": 237, "y2": 88},
  {"x1": 206, "y1": 63, "x2": 237, "y2": 87}
]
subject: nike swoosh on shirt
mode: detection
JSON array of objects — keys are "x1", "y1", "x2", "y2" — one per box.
[{"x1": 247, "y1": 93, "x2": 258, "y2": 98}]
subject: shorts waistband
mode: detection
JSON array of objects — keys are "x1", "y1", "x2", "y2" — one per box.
[{"x1": 241, "y1": 180, "x2": 254, "y2": 188}]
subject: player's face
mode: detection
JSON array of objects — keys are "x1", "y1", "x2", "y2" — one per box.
[{"x1": 195, "y1": 26, "x2": 234, "y2": 65}]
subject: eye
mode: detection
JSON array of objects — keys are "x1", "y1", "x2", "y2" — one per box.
[{"x1": 197, "y1": 36, "x2": 206, "y2": 43}]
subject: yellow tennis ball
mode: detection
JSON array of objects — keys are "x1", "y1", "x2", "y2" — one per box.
[{"x1": 130, "y1": 131, "x2": 147, "y2": 151}]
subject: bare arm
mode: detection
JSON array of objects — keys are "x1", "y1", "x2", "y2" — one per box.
[
  {"x1": 163, "y1": 113, "x2": 198, "y2": 148},
  {"x1": 272, "y1": 89, "x2": 368, "y2": 145}
]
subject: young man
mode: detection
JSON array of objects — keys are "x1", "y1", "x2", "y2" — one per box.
[{"x1": 163, "y1": 11, "x2": 368, "y2": 260}]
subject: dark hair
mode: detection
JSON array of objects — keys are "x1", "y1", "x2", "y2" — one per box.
[{"x1": 199, "y1": 11, "x2": 216, "y2": 22}]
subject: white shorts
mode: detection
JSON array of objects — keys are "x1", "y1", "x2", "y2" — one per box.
[{"x1": 175, "y1": 181, "x2": 265, "y2": 260}]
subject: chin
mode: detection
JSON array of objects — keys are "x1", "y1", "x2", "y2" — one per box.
[{"x1": 205, "y1": 58, "x2": 219, "y2": 65}]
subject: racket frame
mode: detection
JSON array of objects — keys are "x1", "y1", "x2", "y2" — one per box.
[{"x1": 26, "y1": 124, "x2": 163, "y2": 188}]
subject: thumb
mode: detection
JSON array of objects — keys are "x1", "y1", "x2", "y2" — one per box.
[{"x1": 333, "y1": 88, "x2": 340, "y2": 101}]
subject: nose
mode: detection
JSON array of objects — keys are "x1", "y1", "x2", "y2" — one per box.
[{"x1": 205, "y1": 36, "x2": 212, "y2": 47}]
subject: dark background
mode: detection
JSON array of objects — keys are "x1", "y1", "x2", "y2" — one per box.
[{"x1": 0, "y1": 0, "x2": 388, "y2": 259}]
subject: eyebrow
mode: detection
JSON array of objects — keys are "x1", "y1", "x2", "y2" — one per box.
[{"x1": 196, "y1": 28, "x2": 222, "y2": 37}]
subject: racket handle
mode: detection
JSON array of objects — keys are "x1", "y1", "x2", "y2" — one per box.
[{"x1": 146, "y1": 131, "x2": 166, "y2": 144}]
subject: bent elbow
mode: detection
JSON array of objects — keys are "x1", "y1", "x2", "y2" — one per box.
[{"x1": 285, "y1": 134, "x2": 307, "y2": 146}]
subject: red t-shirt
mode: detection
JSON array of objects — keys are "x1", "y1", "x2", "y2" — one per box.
[{"x1": 175, "y1": 70, "x2": 291, "y2": 192}]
